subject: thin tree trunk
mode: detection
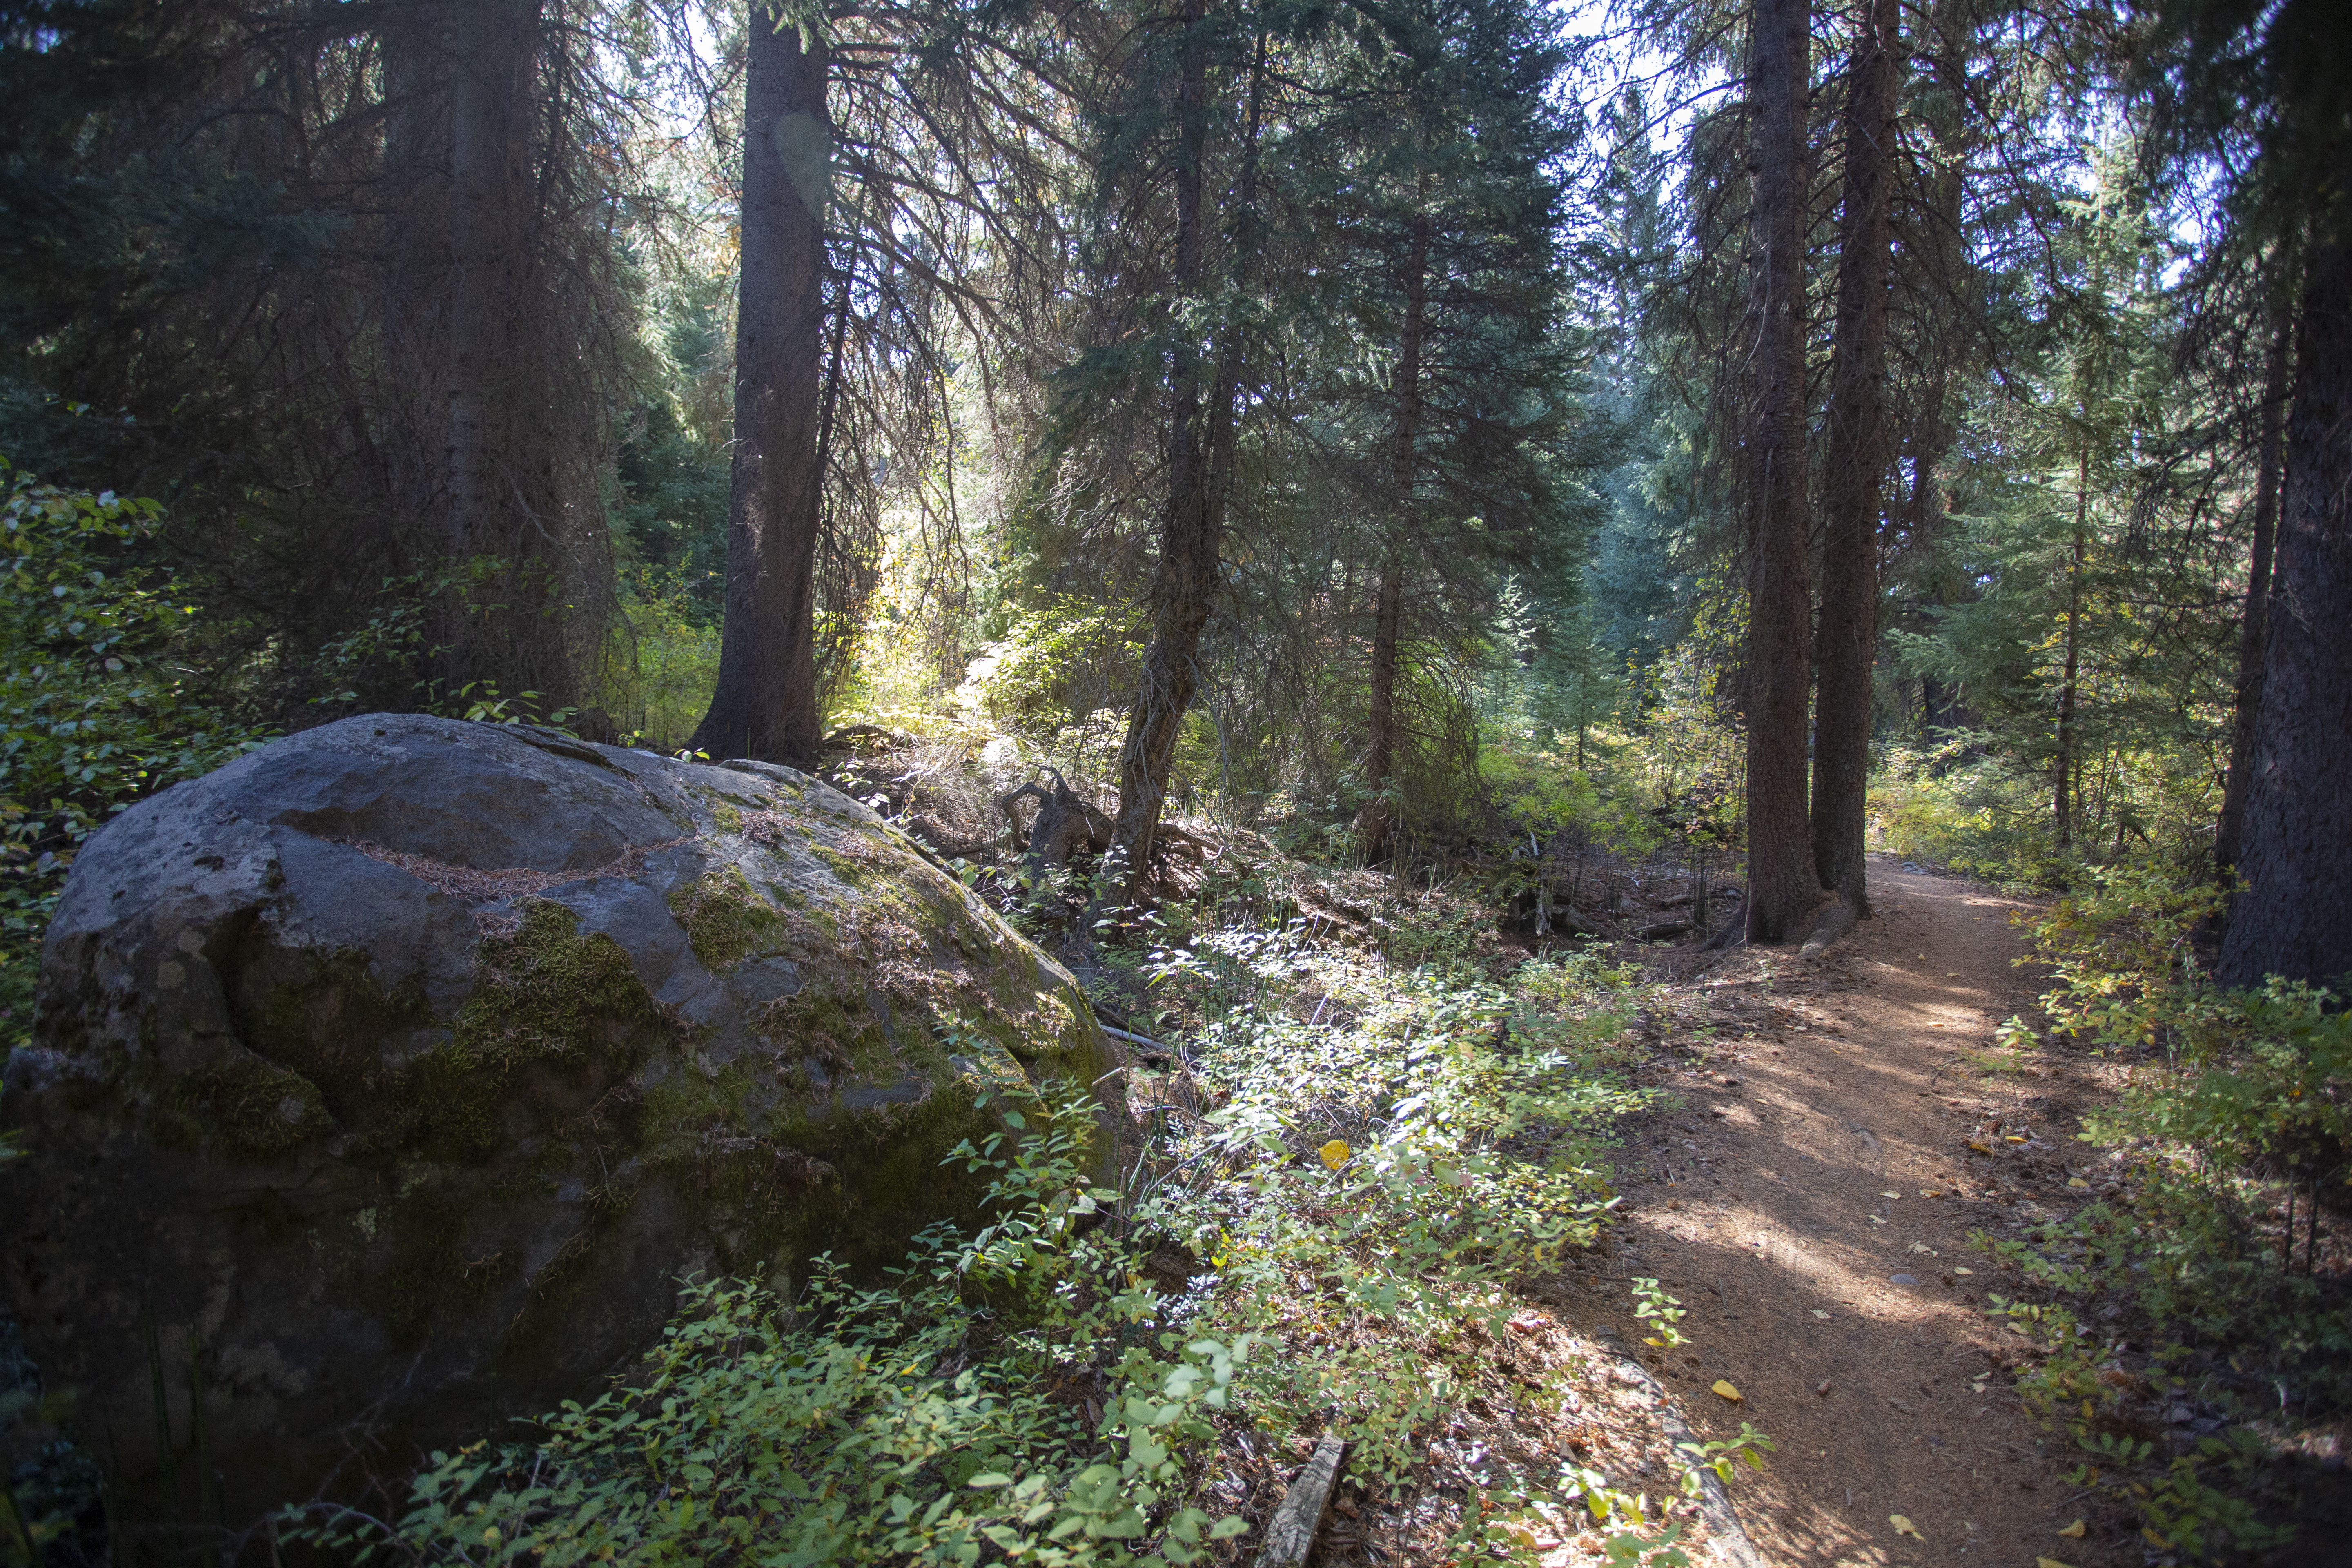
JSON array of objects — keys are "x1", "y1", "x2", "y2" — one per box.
[
  {"x1": 1908, "y1": 378, "x2": 1961, "y2": 737},
  {"x1": 1108, "y1": 8, "x2": 1264, "y2": 899},
  {"x1": 692, "y1": 7, "x2": 829, "y2": 766},
  {"x1": 1743, "y1": 0, "x2": 1817, "y2": 944},
  {"x1": 1359, "y1": 557, "x2": 1403, "y2": 858},
  {"x1": 1811, "y1": 0, "x2": 1899, "y2": 913},
  {"x1": 2054, "y1": 442, "x2": 2087, "y2": 853},
  {"x1": 2214, "y1": 309, "x2": 2292, "y2": 878},
  {"x1": 1356, "y1": 211, "x2": 1431, "y2": 864},
  {"x1": 2219, "y1": 235, "x2": 2352, "y2": 989}
]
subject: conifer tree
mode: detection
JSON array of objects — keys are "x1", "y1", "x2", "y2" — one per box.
[
  {"x1": 1811, "y1": 0, "x2": 1900, "y2": 914},
  {"x1": 693, "y1": 4, "x2": 831, "y2": 766},
  {"x1": 1741, "y1": 0, "x2": 1817, "y2": 942},
  {"x1": 2141, "y1": 0, "x2": 2352, "y2": 987}
]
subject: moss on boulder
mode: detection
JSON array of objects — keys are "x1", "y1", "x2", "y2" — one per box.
[{"x1": 0, "y1": 715, "x2": 1120, "y2": 1530}]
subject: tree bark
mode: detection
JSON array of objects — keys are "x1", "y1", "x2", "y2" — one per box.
[
  {"x1": 2054, "y1": 442, "x2": 2087, "y2": 853},
  {"x1": 1108, "y1": 6, "x2": 1263, "y2": 899},
  {"x1": 441, "y1": 0, "x2": 558, "y2": 704},
  {"x1": 446, "y1": 0, "x2": 532, "y2": 565},
  {"x1": 2219, "y1": 236, "x2": 2352, "y2": 989},
  {"x1": 1811, "y1": 0, "x2": 1899, "y2": 913},
  {"x1": 692, "y1": 7, "x2": 830, "y2": 766},
  {"x1": 2213, "y1": 309, "x2": 2291, "y2": 879},
  {"x1": 1742, "y1": 0, "x2": 1817, "y2": 944},
  {"x1": 1356, "y1": 212, "x2": 1430, "y2": 864}
]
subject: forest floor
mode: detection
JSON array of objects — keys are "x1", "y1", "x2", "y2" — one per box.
[{"x1": 1539, "y1": 856, "x2": 2136, "y2": 1568}]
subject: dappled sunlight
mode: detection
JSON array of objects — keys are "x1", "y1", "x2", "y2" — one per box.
[{"x1": 1557, "y1": 864, "x2": 2068, "y2": 1565}]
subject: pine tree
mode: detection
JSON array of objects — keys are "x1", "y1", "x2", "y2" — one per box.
[
  {"x1": 2142, "y1": 0, "x2": 2352, "y2": 987},
  {"x1": 693, "y1": 4, "x2": 831, "y2": 766},
  {"x1": 1811, "y1": 0, "x2": 1900, "y2": 914},
  {"x1": 1741, "y1": 0, "x2": 1817, "y2": 942}
]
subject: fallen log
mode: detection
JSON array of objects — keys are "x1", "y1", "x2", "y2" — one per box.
[{"x1": 1253, "y1": 1434, "x2": 1347, "y2": 1568}]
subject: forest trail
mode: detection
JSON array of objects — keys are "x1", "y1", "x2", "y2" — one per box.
[{"x1": 1570, "y1": 858, "x2": 2123, "y2": 1567}]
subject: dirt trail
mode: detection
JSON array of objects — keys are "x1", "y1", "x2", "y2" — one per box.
[{"x1": 1564, "y1": 858, "x2": 2123, "y2": 1567}]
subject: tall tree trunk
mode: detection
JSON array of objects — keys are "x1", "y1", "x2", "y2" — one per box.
[
  {"x1": 1108, "y1": 7, "x2": 1263, "y2": 899},
  {"x1": 2054, "y1": 443, "x2": 2087, "y2": 853},
  {"x1": 1742, "y1": 0, "x2": 1817, "y2": 944},
  {"x1": 2219, "y1": 237, "x2": 2352, "y2": 989},
  {"x1": 441, "y1": 0, "x2": 546, "y2": 702},
  {"x1": 2214, "y1": 310, "x2": 2292, "y2": 878},
  {"x1": 1356, "y1": 211, "x2": 1431, "y2": 864},
  {"x1": 693, "y1": 7, "x2": 830, "y2": 766},
  {"x1": 379, "y1": 0, "x2": 440, "y2": 588},
  {"x1": 1811, "y1": 0, "x2": 1899, "y2": 913}
]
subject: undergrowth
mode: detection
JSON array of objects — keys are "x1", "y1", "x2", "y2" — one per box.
[
  {"x1": 278, "y1": 891, "x2": 1766, "y2": 1567},
  {"x1": 1971, "y1": 861, "x2": 2348, "y2": 1564}
]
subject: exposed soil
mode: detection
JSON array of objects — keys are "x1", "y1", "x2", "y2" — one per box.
[{"x1": 1546, "y1": 857, "x2": 2137, "y2": 1568}]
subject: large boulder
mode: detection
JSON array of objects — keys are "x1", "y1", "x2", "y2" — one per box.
[{"x1": 2, "y1": 715, "x2": 1120, "y2": 1524}]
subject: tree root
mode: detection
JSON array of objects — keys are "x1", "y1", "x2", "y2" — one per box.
[
  {"x1": 998, "y1": 767, "x2": 1113, "y2": 877},
  {"x1": 1798, "y1": 892, "x2": 1862, "y2": 958}
]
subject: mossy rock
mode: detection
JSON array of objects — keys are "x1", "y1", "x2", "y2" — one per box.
[{"x1": 0, "y1": 714, "x2": 1120, "y2": 1530}]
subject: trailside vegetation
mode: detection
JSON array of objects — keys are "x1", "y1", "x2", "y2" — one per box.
[{"x1": 1, "y1": 0, "x2": 2348, "y2": 1561}]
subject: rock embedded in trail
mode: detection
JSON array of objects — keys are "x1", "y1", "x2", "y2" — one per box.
[{"x1": 3, "y1": 714, "x2": 1120, "y2": 1525}]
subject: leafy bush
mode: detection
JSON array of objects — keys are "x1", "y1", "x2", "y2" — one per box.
[
  {"x1": 282, "y1": 899, "x2": 1738, "y2": 1568},
  {"x1": 1868, "y1": 742, "x2": 2064, "y2": 886},
  {"x1": 1976, "y1": 860, "x2": 2350, "y2": 1560},
  {"x1": 979, "y1": 600, "x2": 1143, "y2": 743},
  {"x1": 1136, "y1": 923, "x2": 1694, "y2": 1530},
  {"x1": 285, "y1": 1082, "x2": 1254, "y2": 1568},
  {"x1": 598, "y1": 567, "x2": 722, "y2": 752},
  {"x1": 0, "y1": 462, "x2": 271, "y2": 1047}
]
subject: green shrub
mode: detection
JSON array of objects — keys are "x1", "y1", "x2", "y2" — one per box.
[
  {"x1": 1869, "y1": 742, "x2": 2065, "y2": 885},
  {"x1": 285, "y1": 1080, "x2": 1254, "y2": 1568},
  {"x1": 598, "y1": 567, "x2": 722, "y2": 751},
  {"x1": 1978, "y1": 860, "x2": 2351, "y2": 1561},
  {"x1": 0, "y1": 461, "x2": 271, "y2": 1049},
  {"x1": 282, "y1": 912, "x2": 1735, "y2": 1568},
  {"x1": 979, "y1": 600, "x2": 1143, "y2": 742}
]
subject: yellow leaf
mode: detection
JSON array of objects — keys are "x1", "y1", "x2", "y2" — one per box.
[
  {"x1": 1711, "y1": 1380, "x2": 1742, "y2": 1403},
  {"x1": 2006, "y1": 1134, "x2": 2029, "y2": 1143},
  {"x1": 2037, "y1": 1559, "x2": 2078, "y2": 1568},
  {"x1": 1889, "y1": 1514, "x2": 1922, "y2": 1539},
  {"x1": 1317, "y1": 1139, "x2": 1351, "y2": 1171},
  {"x1": 1967, "y1": 1141, "x2": 1993, "y2": 1154},
  {"x1": 2143, "y1": 1528, "x2": 2173, "y2": 1549},
  {"x1": 1645, "y1": 1336, "x2": 1666, "y2": 1347},
  {"x1": 2080, "y1": 1399, "x2": 2094, "y2": 1420},
  {"x1": 2057, "y1": 1520, "x2": 2086, "y2": 1539}
]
